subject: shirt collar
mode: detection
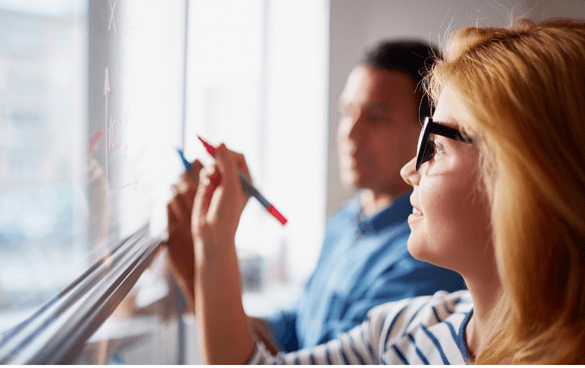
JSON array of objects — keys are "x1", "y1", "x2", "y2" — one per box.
[
  {"x1": 355, "y1": 191, "x2": 412, "y2": 235},
  {"x1": 457, "y1": 308, "x2": 474, "y2": 362}
]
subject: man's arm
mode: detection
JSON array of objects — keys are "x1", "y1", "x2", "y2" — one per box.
[
  {"x1": 262, "y1": 309, "x2": 300, "y2": 352},
  {"x1": 166, "y1": 160, "x2": 203, "y2": 314},
  {"x1": 248, "y1": 317, "x2": 282, "y2": 355}
]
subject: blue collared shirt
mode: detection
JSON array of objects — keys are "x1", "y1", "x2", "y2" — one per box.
[{"x1": 267, "y1": 192, "x2": 466, "y2": 352}]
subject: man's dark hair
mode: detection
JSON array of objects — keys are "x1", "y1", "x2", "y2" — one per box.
[{"x1": 363, "y1": 40, "x2": 440, "y2": 121}]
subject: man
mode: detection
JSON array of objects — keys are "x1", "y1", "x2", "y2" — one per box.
[{"x1": 166, "y1": 40, "x2": 465, "y2": 353}]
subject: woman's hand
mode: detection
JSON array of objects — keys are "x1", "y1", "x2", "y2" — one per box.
[
  {"x1": 192, "y1": 144, "x2": 257, "y2": 364},
  {"x1": 192, "y1": 143, "x2": 251, "y2": 265}
]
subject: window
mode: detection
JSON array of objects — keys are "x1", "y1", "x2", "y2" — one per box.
[
  {"x1": 0, "y1": 0, "x2": 88, "y2": 334},
  {"x1": 0, "y1": 0, "x2": 328, "y2": 363},
  {"x1": 0, "y1": 0, "x2": 188, "y2": 364},
  {"x1": 184, "y1": 0, "x2": 328, "y2": 317}
]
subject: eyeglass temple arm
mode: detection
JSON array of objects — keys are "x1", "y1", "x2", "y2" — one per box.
[{"x1": 429, "y1": 123, "x2": 473, "y2": 143}]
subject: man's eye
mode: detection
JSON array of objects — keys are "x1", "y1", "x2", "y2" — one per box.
[{"x1": 369, "y1": 114, "x2": 387, "y2": 123}]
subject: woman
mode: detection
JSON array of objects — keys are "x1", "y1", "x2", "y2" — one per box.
[{"x1": 189, "y1": 18, "x2": 585, "y2": 364}]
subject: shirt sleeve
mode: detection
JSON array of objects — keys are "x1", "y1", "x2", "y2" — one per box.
[
  {"x1": 247, "y1": 314, "x2": 381, "y2": 364},
  {"x1": 263, "y1": 214, "x2": 341, "y2": 352},
  {"x1": 264, "y1": 309, "x2": 300, "y2": 352},
  {"x1": 246, "y1": 296, "x2": 417, "y2": 365}
]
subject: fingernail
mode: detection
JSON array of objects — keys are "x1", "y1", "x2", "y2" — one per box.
[{"x1": 205, "y1": 165, "x2": 215, "y2": 175}]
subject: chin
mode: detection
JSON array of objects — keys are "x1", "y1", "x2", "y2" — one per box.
[
  {"x1": 406, "y1": 234, "x2": 438, "y2": 265},
  {"x1": 340, "y1": 173, "x2": 363, "y2": 190},
  {"x1": 407, "y1": 237, "x2": 458, "y2": 273},
  {"x1": 406, "y1": 237, "x2": 426, "y2": 261}
]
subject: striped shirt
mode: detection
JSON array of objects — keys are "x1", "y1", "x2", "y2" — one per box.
[{"x1": 248, "y1": 290, "x2": 474, "y2": 365}]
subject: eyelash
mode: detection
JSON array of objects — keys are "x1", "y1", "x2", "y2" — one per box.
[{"x1": 429, "y1": 140, "x2": 444, "y2": 156}]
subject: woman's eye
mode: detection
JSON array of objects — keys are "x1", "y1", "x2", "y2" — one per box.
[
  {"x1": 428, "y1": 141, "x2": 436, "y2": 156},
  {"x1": 428, "y1": 140, "x2": 444, "y2": 157},
  {"x1": 434, "y1": 141, "x2": 445, "y2": 155}
]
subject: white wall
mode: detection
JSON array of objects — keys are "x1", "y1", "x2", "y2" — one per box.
[
  {"x1": 262, "y1": 0, "x2": 330, "y2": 283},
  {"x1": 326, "y1": 0, "x2": 534, "y2": 216},
  {"x1": 526, "y1": 0, "x2": 585, "y2": 20}
]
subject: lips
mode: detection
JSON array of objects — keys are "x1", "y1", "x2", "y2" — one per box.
[
  {"x1": 409, "y1": 195, "x2": 423, "y2": 224},
  {"x1": 341, "y1": 150, "x2": 365, "y2": 170},
  {"x1": 408, "y1": 205, "x2": 424, "y2": 224}
]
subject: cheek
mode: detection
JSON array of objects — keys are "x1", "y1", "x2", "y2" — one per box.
[
  {"x1": 380, "y1": 127, "x2": 418, "y2": 158},
  {"x1": 373, "y1": 131, "x2": 415, "y2": 167},
  {"x1": 410, "y1": 176, "x2": 488, "y2": 264}
]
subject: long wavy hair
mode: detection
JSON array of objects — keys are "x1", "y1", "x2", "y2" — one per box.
[{"x1": 427, "y1": 18, "x2": 585, "y2": 364}]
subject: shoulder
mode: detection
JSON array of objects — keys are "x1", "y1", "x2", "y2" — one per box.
[
  {"x1": 327, "y1": 196, "x2": 361, "y2": 224},
  {"x1": 364, "y1": 291, "x2": 472, "y2": 364},
  {"x1": 322, "y1": 196, "x2": 360, "y2": 240},
  {"x1": 367, "y1": 290, "x2": 471, "y2": 328}
]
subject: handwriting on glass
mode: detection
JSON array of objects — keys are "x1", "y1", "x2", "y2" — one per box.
[
  {"x1": 103, "y1": 0, "x2": 137, "y2": 196},
  {"x1": 104, "y1": 68, "x2": 135, "y2": 196}
]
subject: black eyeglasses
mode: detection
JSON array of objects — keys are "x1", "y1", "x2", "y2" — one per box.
[{"x1": 415, "y1": 117, "x2": 474, "y2": 172}]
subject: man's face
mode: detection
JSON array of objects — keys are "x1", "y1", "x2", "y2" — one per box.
[{"x1": 337, "y1": 66, "x2": 421, "y2": 194}]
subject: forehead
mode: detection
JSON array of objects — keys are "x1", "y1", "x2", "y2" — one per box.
[
  {"x1": 432, "y1": 86, "x2": 472, "y2": 130},
  {"x1": 340, "y1": 65, "x2": 417, "y2": 108}
]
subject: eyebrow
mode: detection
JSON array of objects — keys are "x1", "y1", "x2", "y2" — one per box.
[
  {"x1": 432, "y1": 118, "x2": 459, "y2": 129},
  {"x1": 432, "y1": 118, "x2": 475, "y2": 144},
  {"x1": 339, "y1": 100, "x2": 392, "y2": 111},
  {"x1": 368, "y1": 102, "x2": 391, "y2": 111}
]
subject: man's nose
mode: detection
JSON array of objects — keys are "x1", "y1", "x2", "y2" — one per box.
[{"x1": 345, "y1": 112, "x2": 367, "y2": 140}]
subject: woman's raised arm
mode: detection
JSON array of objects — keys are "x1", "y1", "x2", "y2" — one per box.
[{"x1": 192, "y1": 143, "x2": 256, "y2": 364}]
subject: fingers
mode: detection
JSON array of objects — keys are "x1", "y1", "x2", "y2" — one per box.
[
  {"x1": 192, "y1": 143, "x2": 250, "y2": 224},
  {"x1": 214, "y1": 144, "x2": 253, "y2": 187},
  {"x1": 177, "y1": 159, "x2": 202, "y2": 194},
  {"x1": 191, "y1": 144, "x2": 251, "y2": 262},
  {"x1": 186, "y1": 159, "x2": 203, "y2": 185},
  {"x1": 234, "y1": 152, "x2": 252, "y2": 183},
  {"x1": 167, "y1": 198, "x2": 186, "y2": 225},
  {"x1": 168, "y1": 175, "x2": 197, "y2": 222},
  {"x1": 214, "y1": 144, "x2": 239, "y2": 188},
  {"x1": 168, "y1": 160, "x2": 205, "y2": 235},
  {"x1": 167, "y1": 201, "x2": 179, "y2": 226},
  {"x1": 193, "y1": 165, "x2": 222, "y2": 231}
]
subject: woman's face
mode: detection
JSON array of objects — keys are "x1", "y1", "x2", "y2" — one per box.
[{"x1": 400, "y1": 88, "x2": 493, "y2": 279}]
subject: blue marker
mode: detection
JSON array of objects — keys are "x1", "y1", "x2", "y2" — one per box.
[{"x1": 177, "y1": 149, "x2": 192, "y2": 171}]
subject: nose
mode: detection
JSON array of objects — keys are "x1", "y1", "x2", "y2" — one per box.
[
  {"x1": 400, "y1": 156, "x2": 419, "y2": 186},
  {"x1": 348, "y1": 112, "x2": 368, "y2": 141},
  {"x1": 339, "y1": 110, "x2": 365, "y2": 142}
]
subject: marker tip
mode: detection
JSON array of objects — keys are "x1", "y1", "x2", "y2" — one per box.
[{"x1": 268, "y1": 205, "x2": 288, "y2": 226}]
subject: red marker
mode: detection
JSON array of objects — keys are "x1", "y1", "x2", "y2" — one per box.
[{"x1": 197, "y1": 135, "x2": 287, "y2": 226}]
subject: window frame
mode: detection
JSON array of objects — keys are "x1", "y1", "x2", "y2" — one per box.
[{"x1": 0, "y1": 225, "x2": 165, "y2": 364}]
